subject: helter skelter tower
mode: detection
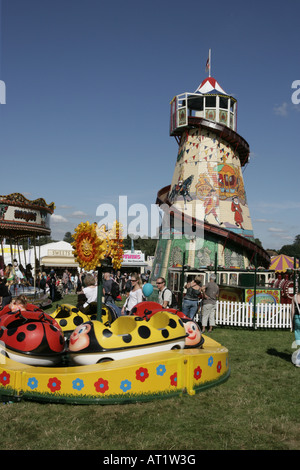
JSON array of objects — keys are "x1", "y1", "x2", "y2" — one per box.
[{"x1": 151, "y1": 69, "x2": 270, "y2": 281}]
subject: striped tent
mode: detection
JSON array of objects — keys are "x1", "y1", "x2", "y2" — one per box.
[{"x1": 270, "y1": 254, "x2": 299, "y2": 272}]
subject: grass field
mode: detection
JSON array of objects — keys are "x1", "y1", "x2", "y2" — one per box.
[{"x1": 1, "y1": 294, "x2": 299, "y2": 451}]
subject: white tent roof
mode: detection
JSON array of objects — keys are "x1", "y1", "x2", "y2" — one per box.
[{"x1": 3, "y1": 241, "x2": 78, "y2": 269}]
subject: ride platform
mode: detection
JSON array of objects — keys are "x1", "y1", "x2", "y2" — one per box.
[{"x1": 0, "y1": 335, "x2": 229, "y2": 404}]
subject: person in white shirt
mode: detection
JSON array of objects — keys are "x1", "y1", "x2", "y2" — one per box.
[
  {"x1": 82, "y1": 273, "x2": 97, "y2": 308},
  {"x1": 121, "y1": 274, "x2": 143, "y2": 315},
  {"x1": 156, "y1": 277, "x2": 172, "y2": 308}
]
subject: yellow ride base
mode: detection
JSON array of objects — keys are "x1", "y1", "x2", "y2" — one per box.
[{"x1": 0, "y1": 336, "x2": 229, "y2": 404}]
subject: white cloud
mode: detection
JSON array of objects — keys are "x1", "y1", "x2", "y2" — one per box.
[
  {"x1": 274, "y1": 102, "x2": 288, "y2": 117},
  {"x1": 254, "y1": 218, "x2": 275, "y2": 223},
  {"x1": 268, "y1": 227, "x2": 286, "y2": 233},
  {"x1": 254, "y1": 201, "x2": 300, "y2": 210},
  {"x1": 71, "y1": 210, "x2": 88, "y2": 217},
  {"x1": 51, "y1": 214, "x2": 68, "y2": 223}
]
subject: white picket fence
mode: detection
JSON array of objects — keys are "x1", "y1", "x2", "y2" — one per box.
[{"x1": 195, "y1": 301, "x2": 292, "y2": 329}]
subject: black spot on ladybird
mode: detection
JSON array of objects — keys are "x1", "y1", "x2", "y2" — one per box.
[
  {"x1": 73, "y1": 317, "x2": 84, "y2": 326},
  {"x1": 168, "y1": 318, "x2": 177, "y2": 329},
  {"x1": 59, "y1": 319, "x2": 68, "y2": 327},
  {"x1": 103, "y1": 328, "x2": 113, "y2": 338},
  {"x1": 161, "y1": 329, "x2": 169, "y2": 338},
  {"x1": 26, "y1": 324, "x2": 37, "y2": 331},
  {"x1": 16, "y1": 332, "x2": 26, "y2": 342},
  {"x1": 7, "y1": 328, "x2": 17, "y2": 336},
  {"x1": 122, "y1": 334, "x2": 132, "y2": 343},
  {"x1": 138, "y1": 325, "x2": 151, "y2": 339}
]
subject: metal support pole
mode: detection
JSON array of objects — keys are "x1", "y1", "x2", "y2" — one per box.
[
  {"x1": 253, "y1": 253, "x2": 257, "y2": 329},
  {"x1": 96, "y1": 266, "x2": 103, "y2": 322},
  {"x1": 214, "y1": 251, "x2": 218, "y2": 277},
  {"x1": 179, "y1": 251, "x2": 186, "y2": 310}
]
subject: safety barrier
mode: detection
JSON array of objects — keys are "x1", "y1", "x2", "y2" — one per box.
[{"x1": 195, "y1": 301, "x2": 292, "y2": 329}]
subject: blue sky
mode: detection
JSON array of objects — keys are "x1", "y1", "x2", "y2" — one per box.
[{"x1": 0, "y1": 0, "x2": 299, "y2": 250}]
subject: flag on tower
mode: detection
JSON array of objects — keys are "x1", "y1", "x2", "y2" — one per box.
[
  {"x1": 205, "y1": 49, "x2": 211, "y2": 76},
  {"x1": 205, "y1": 57, "x2": 210, "y2": 73}
]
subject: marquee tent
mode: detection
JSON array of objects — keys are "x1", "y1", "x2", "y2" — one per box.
[{"x1": 270, "y1": 254, "x2": 299, "y2": 272}]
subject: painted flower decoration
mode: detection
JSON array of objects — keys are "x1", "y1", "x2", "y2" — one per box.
[
  {"x1": 170, "y1": 372, "x2": 177, "y2": 387},
  {"x1": 94, "y1": 377, "x2": 109, "y2": 394},
  {"x1": 0, "y1": 370, "x2": 10, "y2": 386},
  {"x1": 72, "y1": 378, "x2": 85, "y2": 391},
  {"x1": 136, "y1": 367, "x2": 149, "y2": 382},
  {"x1": 217, "y1": 361, "x2": 222, "y2": 373},
  {"x1": 120, "y1": 379, "x2": 131, "y2": 393},
  {"x1": 156, "y1": 364, "x2": 166, "y2": 376},
  {"x1": 72, "y1": 221, "x2": 106, "y2": 270},
  {"x1": 47, "y1": 377, "x2": 61, "y2": 393},
  {"x1": 27, "y1": 377, "x2": 38, "y2": 390},
  {"x1": 194, "y1": 366, "x2": 202, "y2": 381}
]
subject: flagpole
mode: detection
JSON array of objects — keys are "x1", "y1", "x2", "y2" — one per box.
[{"x1": 209, "y1": 49, "x2": 211, "y2": 77}]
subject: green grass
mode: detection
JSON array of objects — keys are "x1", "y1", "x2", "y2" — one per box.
[{"x1": 1, "y1": 294, "x2": 299, "y2": 450}]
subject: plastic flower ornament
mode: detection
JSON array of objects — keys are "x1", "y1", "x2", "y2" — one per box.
[
  {"x1": 72, "y1": 221, "x2": 106, "y2": 271},
  {"x1": 110, "y1": 221, "x2": 124, "y2": 270},
  {"x1": 95, "y1": 224, "x2": 112, "y2": 258},
  {"x1": 72, "y1": 220, "x2": 124, "y2": 270}
]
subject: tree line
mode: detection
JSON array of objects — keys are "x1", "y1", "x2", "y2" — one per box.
[
  {"x1": 14, "y1": 232, "x2": 300, "y2": 261},
  {"x1": 276, "y1": 234, "x2": 300, "y2": 259}
]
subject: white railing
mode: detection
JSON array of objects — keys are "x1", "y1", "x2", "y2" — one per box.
[{"x1": 195, "y1": 301, "x2": 292, "y2": 329}]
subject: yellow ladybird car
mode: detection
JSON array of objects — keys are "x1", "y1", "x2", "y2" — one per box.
[
  {"x1": 68, "y1": 311, "x2": 187, "y2": 365},
  {"x1": 51, "y1": 303, "x2": 117, "y2": 337}
]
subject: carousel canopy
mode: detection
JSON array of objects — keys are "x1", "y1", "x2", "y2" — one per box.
[
  {"x1": 0, "y1": 193, "x2": 55, "y2": 239},
  {"x1": 270, "y1": 254, "x2": 299, "y2": 272}
]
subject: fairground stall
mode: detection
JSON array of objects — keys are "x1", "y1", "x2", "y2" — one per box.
[{"x1": 0, "y1": 192, "x2": 55, "y2": 303}]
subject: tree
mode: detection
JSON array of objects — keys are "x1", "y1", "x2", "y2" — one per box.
[
  {"x1": 123, "y1": 235, "x2": 157, "y2": 258},
  {"x1": 63, "y1": 232, "x2": 74, "y2": 243},
  {"x1": 278, "y1": 234, "x2": 300, "y2": 259}
]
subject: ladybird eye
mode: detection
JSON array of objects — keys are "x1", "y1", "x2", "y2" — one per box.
[{"x1": 78, "y1": 325, "x2": 88, "y2": 335}]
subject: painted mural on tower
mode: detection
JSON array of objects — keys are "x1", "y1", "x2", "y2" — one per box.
[{"x1": 168, "y1": 127, "x2": 254, "y2": 241}]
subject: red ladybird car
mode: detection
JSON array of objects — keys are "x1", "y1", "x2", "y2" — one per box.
[{"x1": 0, "y1": 310, "x2": 65, "y2": 366}]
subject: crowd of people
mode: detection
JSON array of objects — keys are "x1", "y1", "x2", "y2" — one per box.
[
  {"x1": 78, "y1": 270, "x2": 150, "y2": 316},
  {"x1": 155, "y1": 274, "x2": 219, "y2": 332},
  {"x1": 0, "y1": 253, "x2": 219, "y2": 330},
  {"x1": 0, "y1": 252, "x2": 152, "y2": 311}
]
